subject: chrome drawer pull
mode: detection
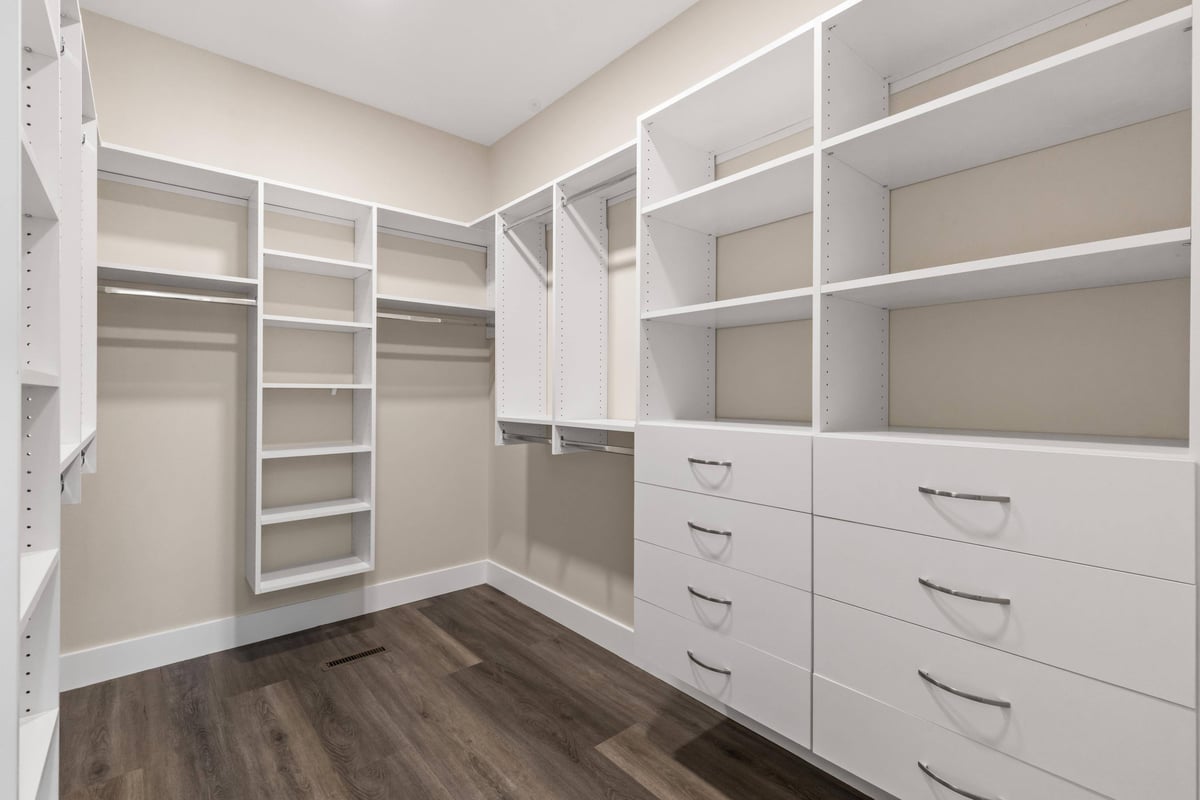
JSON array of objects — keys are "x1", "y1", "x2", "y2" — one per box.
[
  {"x1": 687, "y1": 521, "x2": 732, "y2": 537},
  {"x1": 917, "y1": 762, "x2": 999, "y2": 800},
  {"x1": 686, "y1": 650, "x2": 732, "y2": 675},
  {"x1": 688, "y1": 457, "x2": 732, "y2": 468},
  {"x1": 919, "y1": 486, "x2": 1010, "y2": 504},
  {"x1": 918, "y1": 669, "x2": 1011, "y2": 709},
  {"x1": 919, "y1": 577, "x2": 1011, "y2": 606},
  {"x1": 687, "y1": 586, "x2": 732, "y2": 606}
]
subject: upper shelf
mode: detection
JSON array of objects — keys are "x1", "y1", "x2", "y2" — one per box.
[
  {"x1": 377, "y1": 294, "x2": 492, "y2": 319},
  {"x1": 21, "y1": 0, "x2": 57, "y2": 57},
  {"x1": 263, "y1": 315, "x2": 371, "y2": 334},
  {"x1": 643, "y1": 288, "x2": 815, "y2": 328},
  {"x1": 643, "y1": 149, "x2": 814, "y2": 235},
  {"x1": 823, "y1": 9, "x2": 1192, "y2": 189},
  {"x1": 822, "y1": 228, "x2": 1191, "y2": 309},
  {"x1": 98, "y1": 263, "x2": 259, "y2": 296},
  {"x1": 99, "y1": 144, "x2": 260, "y2": 200},
  {"x1": 377, "y1": 205, "x2": 490, "y2": 250},
  {"x1": 263, "y1": 249, "x2": 371, "y2": 279}
]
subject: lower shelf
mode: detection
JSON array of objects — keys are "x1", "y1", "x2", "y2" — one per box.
[
  {"x1": 18, "y1": 550, "x2": 58, "y2": 632},
  {"x1": 19, "y1": 708, "x2": 57, "y2": 800},
  {"x1": 261, "y1": 497, "x2": 372, "y2": 526},
  {"x1": 259, "y1": 556, "x2": 372, "y2": 593}
]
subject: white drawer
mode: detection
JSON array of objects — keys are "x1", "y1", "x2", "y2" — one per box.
[
  {"x1": 816, "y1": 597, "x2": 1196, "y2": 799},
  {"x1": 814, "y1": 517, "x2": 1196, "y2": 706},
  {"x1": 636, "y1": 423, "x2": 811, "y2": 511},
  {"x1": 813, "y1": 435, "x2": 1195, "y2": 582},
  {"x1": 813, "y1": 677, "x2": 1108, "y2": 800},
  {"x1": 635, "y1": 599, "x2": 811, "y2": 747},
  {"x1": 635, "y1": 541, "x2": 811, "y2": 667},
  {"x1": 635, "y1": 483, "x2": 811, "y2": 589}
]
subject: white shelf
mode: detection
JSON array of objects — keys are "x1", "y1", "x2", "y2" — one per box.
[
  {"x1": 99, "y1": 144, "x2": 260, "y2": 200},
  {"x1": 18, "y1": 550, "x2": 58, "y2": 633},
  {"x1": 822, "y1": 427, "x2": 1191, "y2": 459},
  {"x1": 21, "y1": 137, "x2": 58, "y2": 221},
  {"x1": 259, "y1": 556, "x2": 372, "y2": 593},
  {"x1": 18, "y1": 709, "x2": 57, "y2": 800},
  {"x1": 262, "y1": 383, "x2": 371, "y2": 390},
  {"x1": 643, "y1": 288, "x2": 814, "y2": 328},
  {"x1": 377, "y1": 294, "x2": 493, "y2": 318},
  {"x1": 262, "y1": 314, "x2": 371, "y2": 333},
  {"x1": 263, "y1": 249, "x2": 372, "y2": 279},
  {"x1": 20, "y1": 369, "x2": 58, "y2": 388},
  {"x1": 822, "y1": 229, "x2": 1191, "y2": 309},
  {"x1": 97, "y1": 263, "x2": 258, "y2": 296},
  {"x1": 641, "y1": 419, "x2": 814, "y2": 435},
  {"x1": 261, "y1": 443, "x2": 372, "y2": 459},
  {"x1": 20, "y1": 0, "x2": 57, "y2": 57},
  {"x1": 556, "y1": 419, "x2": 636, "y2": 433},
  {"x1": 498, "y1": 416, "x2": 553, "y2": 426},
  {"x1": 642, "y1": 149, "x2": 814, "y2": 236},
  {"x1": 823, "y1": 9, "x2": 1192, "y2": 189},
  {"x1": 261, "y1": 497, "x2": 371, "y2": 526}
]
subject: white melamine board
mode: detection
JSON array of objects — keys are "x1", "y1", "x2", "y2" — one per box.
[
  {"x1": 824, "y1": 10, "x2": 1193, "y2": 189},
  {"x1": 820, "y1": 155, "x2": 888, "y2": 284},
  {"x1": 558, "y1": 140, "x2": 637, "y2": 200},
  {"x1": 262, "y1": 383, "x2": 371, "y2": 390},
  {"x1": 21, "y1": 139, "x2": 57, "y2": 221},
  {"x1": 643, "y1": 29, "x2": 814, "y2": 156},
  {"x1": 260, "y1": 498, "x2": 371, "y2": 526},
  {"x1": 264, "y1": 183, "x2": 373, "y2": 228},
  {"x1": 641, "y1": 125, "x2": 715, "y2": 207},
  {"x1": 17, "y1": 551, "x2": 57, "y2": 633},
  {"x1": 819, "y1": 296, "x2": 888, "y2": 431},
  {"x1": 19, "y1": 370, "x2": 58, "y2": 389},
  {"x1": 262, "y1": 314, "x2": 371, "y2": 333},
  {"x1": 97, "y1": 263, "x2": 259, "y2": 295},
  {"x1": 377, "y1": 294, "x2": 492, "y2": 318},
  {"x1": 640, "y1": 322, "x2": 713, "y2": 421},
  {"x1": 824, "y1": 228, "x2": 1191, "y2": 308},
  {"x1": 826, "y1": 0, "x2": 1123, "y2": 87},
  {"x1": 498, "y1": 185, "x2": 554, "y2": 225},
  {"x1": 640, "y1": 217, "x2": 714, "y2": 312},
  {"x1": 822, "y1": 426, "x2": 1191, "y2": 458},
  {"x1": 17, "y1": 709, "x2": 57, "y2": 800},
  {"x1": 496, "y1": 214, "x2": 549, "y2": 419},
  {"x1": 556, "y1": 419, "x2": 635, "y2": 432},
  {"x1": 376, "y1": 205, "x2": 489, "y2": 248},
  {"x1": 263, "y1": 249, "x2": 372, "y2": 278},
  {"x1": 643, "y1": 288, "x2": 814, "y2": 328},
  {"x1": 99, "y1": 144, "x2": 259, "y2": 200},
  {"x1": 497, "y1": 416, "x2": 553, "y2": 426},
  {"x1": 555, "y1": 189, "x2": 608, "y2": 421},
  {"x1": 21, "y1": 0, "x2": 56, "y2": 56},
  {"x1": 259, "y1": 556, "x2": 372, "y2": 593},
  {"x1": 820, "y1": 25, "x2": 888, "y2": 138},
  {"x1": 262, "y1": 443, "x2": 372, "y2": 459},
  {"x1": 643, "y1": 150, "x2": 814, "y2": 236}
]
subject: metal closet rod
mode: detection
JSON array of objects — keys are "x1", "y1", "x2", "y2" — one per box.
[
  {"x1": 560, "y1": 437, "x2": 634, "y2": 457},
  {"x1": 100, "y1": 285, "x2": 255, "y2": 307},
  {"x1": 502, "y1": 432, "x2": 552, "y2": 445},
  {"x1": 562, "y1": 169, "x2": 637, "y2": 207},
  {"x1": 377, "y1": 311, "x2": 490, "y2": 328}
]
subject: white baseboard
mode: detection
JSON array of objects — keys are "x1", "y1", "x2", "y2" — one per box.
[{"x1": 60, "y1": 560, "x2": 488, "y2": 691}]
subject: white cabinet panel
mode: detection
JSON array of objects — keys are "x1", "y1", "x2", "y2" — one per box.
[{"x1": 814, "y1": 517, "x2": 1196, "y2": 706}]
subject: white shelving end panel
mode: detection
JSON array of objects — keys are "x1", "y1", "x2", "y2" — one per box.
[
  {"x1": 262, "y1": 443, "x2": 372, "y2": 459},
  {"x1": 823, "y1": 228, "x2": 1192, "y2": 309},
  {"x1": 262, "y1": 249, "x2": 372, "y2": 279},
  {"x1": 642, "y1": 149, "x2": 815, "y2": 236},
  {"x1": 260, "y1": 498, "x2": 372, "y2": 526},
  {"x1": 97, "y1": 263, "x2": 259, "y2": 296},
  {"x1": 261, "y1": 315, "x2": 372, "y2": 334},
  {"x1": 259, "y1": 556, "x2": 372, "y2": 593},
  {"x1": 823, "y1": 8, "x2": 1193, "y2": 189},
  {"x1": 17, "y1": 550, "x2": 58, "y2": 634},
  {"x1": 376, "y1": 295, "x2": 493, "y2": 318},
  {"x1": 17, "y1": 708, "x2": 57, "y2": 800},
  {"x1": 20, "y1": 138, "x2": 58, "y2": 221},
  {"x1": 643, "y1": 288, "x2": 815, "y2": 328}
]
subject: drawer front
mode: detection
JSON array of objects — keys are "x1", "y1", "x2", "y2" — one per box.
[
  {"x1": 636, "y1": 599, "x2": 811, "y2": 747},
  {"x1": 636, "y1": 424, "x2": 812, "y2": 511},
  {"x1": 635, "y1": 483, "x2": 811, "y2": 589},
  {"x1": 813, "y1": 436, "x2": 1195, "y2": 582},
  {"x1": 814, "y1": 517, "x2": 1196, "y2": 706},
  {"x1": 816, "y1": 597, "x2": 1196, "y2": 799},
  {"x1": 635, "y1": 541, "x2": 811, "y2": 667},
  {"x1": 813, "y1": 677, "x2": 1108, "y2": 800}
]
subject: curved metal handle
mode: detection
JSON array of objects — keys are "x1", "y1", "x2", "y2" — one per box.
[
  {"x1": 919, "y1": 486, "x2": 1010, "y2": 504},
  {"x1": 918, "y1": 669, "x2": 1011, "y2": 709},
  {"x1": 917, "y1": 762, "x2": 1000, "y2": 800},
  {"x1": 687, "y1": 586, "x2": 732, "y2": 606},
  {"x1": 688, "y1": 457, "x2": 732, "y2": 468},
  {"x1": 687, "y1": 521, "x2": 732, "y2": 537},
  {"x1": 686, "y1": 650, "x2": 732, "y2": 675},
  {"x1": 919, "y1": 577, "x2": 1011, "y2": 606}
]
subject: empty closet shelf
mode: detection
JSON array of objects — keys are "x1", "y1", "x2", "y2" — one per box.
[
  {"x1": 259, "y1": 556, "x2": 372, "y2": 593},
  {"x1": 263, "y1": 249, "x2": 372, "y2": 278},
  {"x1": 557, "y1": 419, "x2": 636, "y2": 432},
  {"x1": 377, "y1": 294, "x2": 493, "y2": 318},
  {"x1": 262, "y1": 443, "x2": 372, "y2": 459},
  {"x1": 261, "y1": 498, "x2": 372, "y2": 525},
  {"x1": 18, "y1": 709, "x2": 58, "y2": 800},
  {"x1": 18, "y1": 549, "x2": 58, "y2": 632},
  {"x1": 643, "y1": 288, "x2": 814, "y2": 327},
  {"x1": 262, "y1": 315, "x2": 371, "y2": 333},
  {"x1": 262, "y1": 383, "x2": 371, "y2": 390},
  {"x1": 22, "y1": 136, "x2": 58, "y2": 220},
  {"x1": 19, "y1": 368, "x2": 59, "y2": 388},
  {"x1": 97, "y1": 263, "x2": 258, "y2": 296}
]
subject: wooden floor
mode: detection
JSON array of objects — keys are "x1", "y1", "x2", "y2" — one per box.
[{"x1": 61, "y1": 586, "x2": 869, "y2": 800}]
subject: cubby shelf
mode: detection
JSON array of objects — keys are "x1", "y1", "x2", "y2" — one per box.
[
  {"x1": 18, "y1": 709, "x2": 57, "y2": 800},
  {"x1": 821, "y1": 428, "x2": 1191, "y2": 459},
  {"x1": 822, "y1": 229, "x2": 1191, "y2": 309},
  {"x1": 259, "y1": 556, "x2": 372, "y2": 593},
  {"x1": 262, "y1": 443, "x2": 372, "y2": 459},
  {"x1": 557, "y1": 419, "x2": 636, "y2": 433},
  {"x1": 263, "y1": 249, "x2": 372, "y2": 279},
  {"x1": 823, "y1": 9, "x2": 1192, "y2": 189},
  {"x1": 59, "y1": 427, "x2": 95, "y2": 473},
  {"x1": 642, "y1": 419, "x2": 813, "y2": 435},
  {"x1": 19, "y1": 369, "x2": 59, "y2": 388},
  {"x1": 260, "y1": 497, "x2": 372, "y2": 526},
  {"x1": 377, "y1": 294, "x2": 493, "y2": 318},
  {"x1": 643, "y1": 288, "x2": 815, "y2": 328},
  {"x1": 21, "y1": 137, "x2": 58, "y2": 220},
  {"x1": 262, "y1": 383, "x2": 372, "y2": 390},
  {"x1": 97, "y1": 263, "x2": 259, "y2": 296},
  {"x1": 18, "y1": 550, "x2": 58, "y2": 633},
  {"x1": 262, "y1": 315, "x2": 371, "y2": 333},
  {"x1": 642, "y1": 149, "x2": 814, "y2": 236}
]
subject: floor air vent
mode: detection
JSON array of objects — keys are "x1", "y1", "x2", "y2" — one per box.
[{"x1": 321, "y1": 646, "x2": 386, "y2": 671}]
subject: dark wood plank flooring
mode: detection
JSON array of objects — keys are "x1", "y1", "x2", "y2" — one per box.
[{"x1": 61, "y1": 586, "x2": 869, "y2": 800}]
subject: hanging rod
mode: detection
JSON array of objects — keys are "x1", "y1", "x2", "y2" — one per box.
[
  {"x1": 560, "y1": 437, "x2": 635, "y2": 456},
  {"x1": 377, "y1": 224, "x2": 488, "y2": 253},
  {"x1": 377, "y1": 311, "x2": 490, "y2": 328},
  {"x1": 99, "y1": 285, "x2": 256, "y2": 307},
  {"x1": 502, "y1": 432, "x2": 552, "y2": 446},
  {"x1": 562, "y1": 169, "x2": 637, "y2": 207},
  {"x1": 502, "y1": 205, "x2": 553, "y2": 234}
]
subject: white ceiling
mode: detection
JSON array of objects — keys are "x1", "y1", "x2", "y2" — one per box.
[{"x1": 81, "y1": 0, "x2": 698, "y2": 145}]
